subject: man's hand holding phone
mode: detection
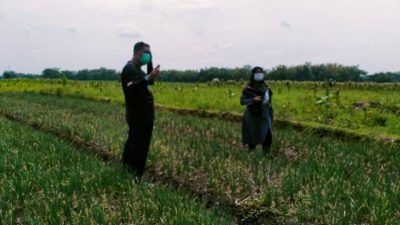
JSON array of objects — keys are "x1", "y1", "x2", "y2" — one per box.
[{"x1": 149, "y1": 65, "x2": 161, "y2": 79}]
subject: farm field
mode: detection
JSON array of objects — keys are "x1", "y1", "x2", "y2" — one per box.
[
  {"x1": 0, "y1": 112, "x2": 234, "y2": 224},
  {"x1": 0, "y1": 79, "x2": 399, "y2": 141},
  {"x1": 0, "y1": 92, "x2": 399, "y2": 224}
]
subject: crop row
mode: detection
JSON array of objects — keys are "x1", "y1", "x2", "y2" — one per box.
[{"x1": 0, "y1": 116, "x2": 234, "y2": 224}]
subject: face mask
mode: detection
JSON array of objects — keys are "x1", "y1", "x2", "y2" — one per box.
[
  {"x1": 139, "y1": 53, "x2": 151, "y2": 65},
  {"x1": 254, "y1": 73, "x2": 264, "y2": 81}
]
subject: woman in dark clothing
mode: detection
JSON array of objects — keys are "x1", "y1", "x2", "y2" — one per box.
[{"x1": 240, "y1": 67, "x2": 273, "y2": 153}]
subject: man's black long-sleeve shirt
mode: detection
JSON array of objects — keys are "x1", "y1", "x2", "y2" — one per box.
[{"x1": 121, "y1": 61, "x2": 155, "y2": 123}]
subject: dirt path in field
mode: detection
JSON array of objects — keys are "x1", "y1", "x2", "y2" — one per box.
[{"x1": 0, "y1": 109, "x2": 281, "y2": 225}]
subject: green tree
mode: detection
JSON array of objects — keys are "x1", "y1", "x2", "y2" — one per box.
[{"x1": 42, "y1": 68, "x2": 62, "y2": 78}]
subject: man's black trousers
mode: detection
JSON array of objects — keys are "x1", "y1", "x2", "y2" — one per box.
[{"x1": 123, "y1": 120, "x2": 154, "y2": 178}]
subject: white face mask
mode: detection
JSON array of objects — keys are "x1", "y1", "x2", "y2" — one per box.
[{"x1": 254, "y1": 73, "x2": 264, "y2": 81}]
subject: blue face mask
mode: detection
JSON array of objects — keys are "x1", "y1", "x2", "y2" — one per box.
[{"x1": 140, "y1": 53, "x2": 151, "y2": 65}]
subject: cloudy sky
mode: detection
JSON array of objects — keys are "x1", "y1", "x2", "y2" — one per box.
[{"x1": 1, "y1": 0, "x2": 399, "y2": 74}]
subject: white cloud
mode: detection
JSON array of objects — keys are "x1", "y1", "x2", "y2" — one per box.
[
  {"x1": 65, "y1": 26, "x2": 78, "y2": 34},
  {"x1": 141, "y1": 0, "x2": 156, "y2": 11},
  {"x1": 281, "y1": 21, "x2": 291, "y2": 28},
  {"x1": 117, "y1": 24, "x2": 142, "y2": 38}
]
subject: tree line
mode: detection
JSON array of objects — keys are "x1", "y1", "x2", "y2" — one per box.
[{"x1": 2, "y1": 63, "x2": 399, "y2": 83}]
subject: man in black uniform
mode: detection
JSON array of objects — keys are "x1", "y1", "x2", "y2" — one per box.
[{"x1": 121, "y1": 42, "x2": 160, "y2": 178}]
